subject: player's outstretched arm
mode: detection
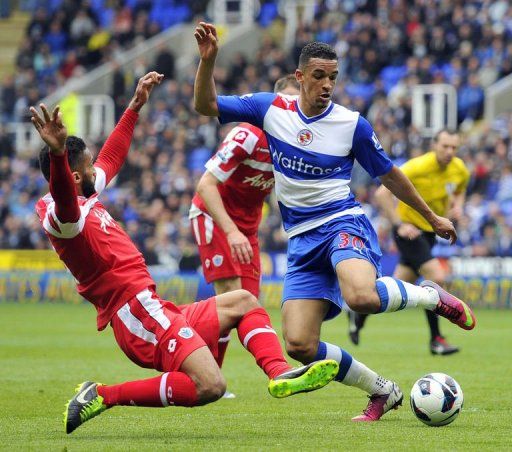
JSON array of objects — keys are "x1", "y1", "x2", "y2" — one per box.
[
  {"x1": 380, "y1": 166, "x2": 457, "y2": 244},
  {"x1": 95, "y1": 71, "x2": 163, "y2": 190},
  {"x1": 197, "y1": 171, "x2": 253, "y2": 264},
  {"x1": 375, "y1": 184, "x2": 422, "y2": 240},
  {"x1": 194, "y1": 22, "x2": 220, "y2": 116},
  {"x1": 30, "y1": 103, "x2": 80, "y2": 223}
]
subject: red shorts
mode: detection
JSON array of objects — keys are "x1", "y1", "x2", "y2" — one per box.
[
  {"x1": 191, "y1": 214, "x2": 261, "y2": 297},
  {"x1": 110, "y1": 287, "x2": 219, "y2": 372}
]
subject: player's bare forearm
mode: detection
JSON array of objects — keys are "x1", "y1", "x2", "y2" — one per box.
[
  {"x1": 375, "y1": 184, "x2": 401, "y2": 226},
  {"x1": 380, "y1": 166, "x2": 436, "y2": 225},
  {"x1": 380, "y1": 166, "x2": 457, "y2": 243},
  {"x1": 194, "y1": 22, "x2": 220, "y2": 116},
  {"x1": 194, "y1": 59, "x2": 219, "y2": 116},
  {"x1": 197, "y1": 172, "x2": 237, "y2": 234}
]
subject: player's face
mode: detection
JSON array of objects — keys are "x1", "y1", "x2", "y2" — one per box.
[
  {"x1": 296, "y1": 58, "x2": 338, "y2": 114},
  {"x1": 434, "y1": 132, "x2": 460, "y2": 167},
  {"x1": 79, "y1": 149, "x2": 96, "y2": 198}
]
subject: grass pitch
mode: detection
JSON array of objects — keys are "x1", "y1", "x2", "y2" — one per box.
[{"x1": 1, "y1": 303, "x2": 511, "y2": 451}]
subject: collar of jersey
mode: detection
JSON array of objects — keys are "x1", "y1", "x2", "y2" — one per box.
[{"x1": 295, "y1": 99, "x2": 334, "y2": 124}]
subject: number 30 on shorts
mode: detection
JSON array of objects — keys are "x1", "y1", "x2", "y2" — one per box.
[{"x1": 338, "y1": 232, "x2": 365, "y2": 250}]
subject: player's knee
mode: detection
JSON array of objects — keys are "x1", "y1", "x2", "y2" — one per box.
[
  {"x1": 345, "y1": 290, "x2": 380, "y2": 314},
  {"x1": 284, "y1": 338, "x2": 317, "y2": 364},
  {"x1": 195, "y1": 371, "x2": 227, "y2": 404},
  {"x1": 236, "y1": 289, "x2": 259, "y2": 314}
]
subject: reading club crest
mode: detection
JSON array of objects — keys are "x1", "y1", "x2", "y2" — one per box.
[{"x1": 297, "y1": 129, "x2": 313, "y2": 146}]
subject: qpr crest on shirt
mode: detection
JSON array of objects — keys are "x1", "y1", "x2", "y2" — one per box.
[
  {"x1": 297, "y1": 129, "x2": 313, "y2": 146},
  {"x1": 178, "y1": 327, "x2": 194, "y2": 339},
  {"x1": 212, "y1": 254, "x2": 224, "y2": 267}
]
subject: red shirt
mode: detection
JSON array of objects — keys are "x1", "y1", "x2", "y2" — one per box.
[
  {"x1": 35, "y1": 109, "x2": 154, "y2": 330},
  {"x1": 190, "y1": 123, "x2": 274, "y2": 236}
]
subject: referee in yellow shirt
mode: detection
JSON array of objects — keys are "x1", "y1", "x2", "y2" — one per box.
[{"x1": 350, "y1": 129, "x2": 470, "y2": 355}]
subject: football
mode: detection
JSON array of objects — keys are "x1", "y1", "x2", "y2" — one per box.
[{"x1": 410, "y1": 373, "x2": 463, "y2": 426}]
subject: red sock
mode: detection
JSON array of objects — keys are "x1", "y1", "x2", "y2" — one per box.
[
  {"x1": 216, "y1": 335, "x2": 230, "y2": 368},
  {"x1": 97, "y1": 372, "x2": 198, "y2": 407},
  {"x1": 236, "y1": 307, "x2": 291, "y2": 379}
]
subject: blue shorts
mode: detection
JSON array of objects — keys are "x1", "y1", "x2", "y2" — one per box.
[{"x1": 282, "y1": 214, "x2": 382, "y2": 320}]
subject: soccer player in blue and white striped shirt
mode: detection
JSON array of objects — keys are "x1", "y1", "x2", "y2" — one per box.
[{"x1": 193, "y1": 22, "x2": 476, "y2": 421}]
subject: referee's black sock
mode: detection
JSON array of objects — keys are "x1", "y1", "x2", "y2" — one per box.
[{"x1": 425, "y1": 309, "x2": 441, "y2": 341}]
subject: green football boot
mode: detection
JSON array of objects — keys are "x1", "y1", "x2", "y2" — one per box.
[
  {"x1": 268, "y1": 359, "x2": 339, "y2": 398},
  {"x1": 64, "y1": 381, "x2": 107, "y2": 434}
]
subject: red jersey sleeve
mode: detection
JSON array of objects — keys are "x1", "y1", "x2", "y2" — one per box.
[
  {"x1": 205, "y1": 123, "x2": 263, "y2": 182},
  {"x1": 49, "y1": 151, "x2": 80, "y2": 223},
  {"x1": 94, "y1": 108, "x2": 139, "y2": 194}
]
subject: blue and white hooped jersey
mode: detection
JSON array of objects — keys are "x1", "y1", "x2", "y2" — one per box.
[{"x1": 217, "y1": 93, "x2": 393, "y2": 238}]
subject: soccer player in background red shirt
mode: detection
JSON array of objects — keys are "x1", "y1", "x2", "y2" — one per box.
[
  {"x1": 30, "y1": 72, "x2": 338, "y2": 434},
  {"x1": 190, "y1": 76, "x2": 300, "y2": 397}
]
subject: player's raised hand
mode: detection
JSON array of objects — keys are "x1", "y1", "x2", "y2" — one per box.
[
  {"x1": 129, "y1": 71, "x2": 164, "y2": 112},
  {"x1": 30, "y1": 104, "x2": 67, "y2": 155},
  {"x1": 194, "y1": 22, "x2": 218, "y2": 62},
  {"x1": 227, "y1": 229, "x2": 253, "y2": 264},
  {"x1": 431, "y1": 215, "x2": 457, "y2": 245}
]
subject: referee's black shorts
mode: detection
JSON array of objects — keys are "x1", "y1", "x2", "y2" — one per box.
[{"x1": 393, "y1": 227, "x2": 437, "y2": 275}]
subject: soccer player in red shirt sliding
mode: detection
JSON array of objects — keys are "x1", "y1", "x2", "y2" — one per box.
[
  {"x1": 190, "y1": 75, "x2": 300, "y2": 397},
  {"x1": 30, "y1": 71, "x2": 338, "y2": 434}
]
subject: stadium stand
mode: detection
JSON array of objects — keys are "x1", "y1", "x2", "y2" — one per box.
[{"x1": 1, "y1": 0, "x2": 512, "y2": 271}]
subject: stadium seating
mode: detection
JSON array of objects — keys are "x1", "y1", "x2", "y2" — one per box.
[{"x1": 1, "y1": 0, "x2": 512, "y2": 266}]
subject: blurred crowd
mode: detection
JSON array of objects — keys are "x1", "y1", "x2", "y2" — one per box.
[{"x1": 1, "y1": 0, "x2": 512, "y2": 271}]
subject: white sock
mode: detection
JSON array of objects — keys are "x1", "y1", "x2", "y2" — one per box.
[
  {"x1": 376, "y1": 277, "x2": 439, "y2": 312},
  {"x1": 343, "y1": 358, "x2": 392, "y2": 395}
]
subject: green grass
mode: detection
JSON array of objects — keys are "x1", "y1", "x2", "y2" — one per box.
[{"x1": 0, "y1": 303, "x2": 511, "y2": 451}]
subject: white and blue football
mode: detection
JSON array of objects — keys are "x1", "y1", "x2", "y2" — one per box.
[{"x1": 410, "y1": 372, "x2": 463, "y2": 426}]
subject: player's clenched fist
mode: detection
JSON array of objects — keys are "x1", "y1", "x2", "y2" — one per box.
[
  {"x1": 195, "y1": 22, "x2": 218, "y2": 62},
  {"x1": 129, "y1": 71, "x2": 164, "y2": 112}
]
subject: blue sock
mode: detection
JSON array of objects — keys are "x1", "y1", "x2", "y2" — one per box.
[{"x1": 315, "y1": 341, "x2": 353, "y2": 382}]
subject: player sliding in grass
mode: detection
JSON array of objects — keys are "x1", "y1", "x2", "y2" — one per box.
[{"x1": 30, "y1": 71, "x2": 339, "y2": 435}]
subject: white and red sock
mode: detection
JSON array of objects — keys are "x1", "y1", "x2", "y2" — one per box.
[
  {"x1": 236, "y1": 307, "x2": 291, "y2": 379},
  {"x1": 97, "y1": 372, "x2": 198, "y2": 407}
]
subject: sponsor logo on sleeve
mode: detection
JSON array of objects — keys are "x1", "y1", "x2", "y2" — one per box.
[{"x1": 371, "y1": 132, "x2": 383, "y2": 150}]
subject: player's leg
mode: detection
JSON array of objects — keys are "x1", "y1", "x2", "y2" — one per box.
[
  {"x1": 64, "y1": 292, "x2": 226, "y2": 434},
  {"x1": 338, "y1": 258, "x2": 476, "y2": 329},
  {"x1": 210, "y1": 289, "x2": 338, "y2": 397},
  {"x1": 418, "y1": 259, "x2": 460, "y2": 355},
  {"x1": 192, "y1": 213, "x2": 244, "y2": 394},
  {"x1": 281, "y1": 298, "x2": 402, "y2": 421},
  {"x1": 347, "y1": 261, "x2": 416, "y2": 345},
  {"x1": 335, "y1": 216, "x2": 475, "y2": 330},
  {"x1": 213, "y1": 277, "x2": 241, "y2": 371}
]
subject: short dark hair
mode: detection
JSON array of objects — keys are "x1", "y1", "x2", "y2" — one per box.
[
  {"x1": 39, "y1": 136, "x2": 87, "y2": 182},
  {"x1": 298, "y1": 42, "x2": 337, "y2": 68},
  {"x1": 433, "y1": 128, "x2": 459, "y2": 142},
  {"x1": 273, "y1": 74, "x2": 300, "y2": 93}
]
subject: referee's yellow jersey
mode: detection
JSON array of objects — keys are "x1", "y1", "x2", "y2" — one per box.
[{"x1": 396, "y1": 151, "x2": 470, "y2": 232}]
